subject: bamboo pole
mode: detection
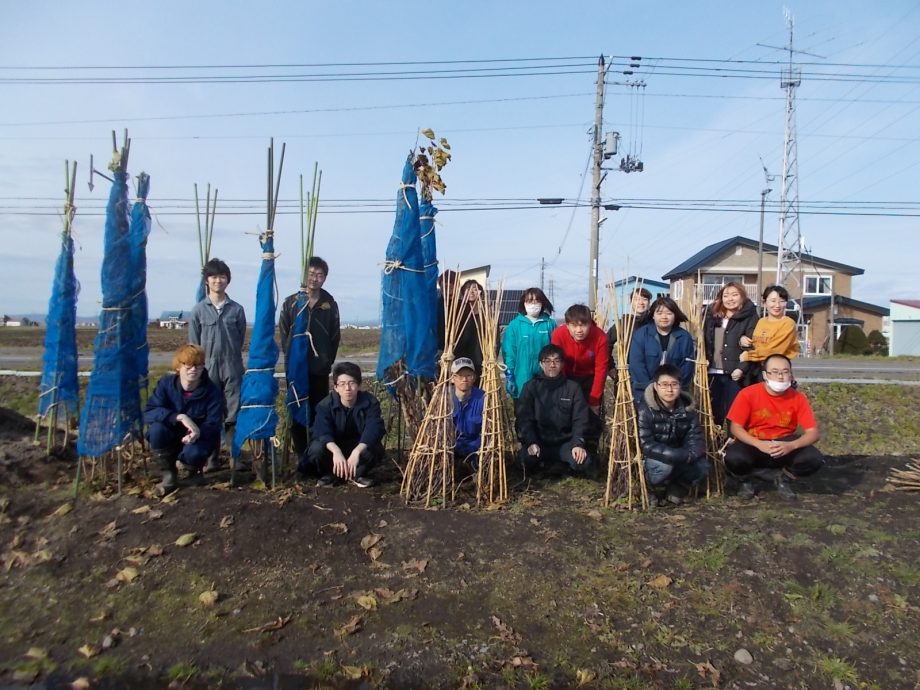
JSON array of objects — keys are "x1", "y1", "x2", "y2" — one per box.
[
  {"x1": 888, "y1": 461, "x2": 920, "y2": 492},
  {"x1": 475, "y1": 282, "x2": 508, "y2": 506}
]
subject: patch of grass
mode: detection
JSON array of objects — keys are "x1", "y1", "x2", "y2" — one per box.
[
  {"x1": 890, "y1": 564, "x2": 920, "y2": 587},
  {"x1": 813, "y1": 653, "x2": 858, "y2": 684},
  {"x1": 862, "y1": 528, "x2": 897, "y2": 544},
  {"x1": 525, "y1": 670, "x2": 551, "y2": 690},
  {"x1": 820, "y1": 619, "x2": 855, "y2": 642},
  {"x1": 685, "y1": 533, "x2": 746, "y2": 571},
  {"x1": 91, "y1": 657, "x2": 127, "y2": 676},
  {"x1": 166, "y1": 660, "x2": 199, "y2": 683},
  {"x1": 673, "y1": 678, "x2": 694, "y2": 690}
]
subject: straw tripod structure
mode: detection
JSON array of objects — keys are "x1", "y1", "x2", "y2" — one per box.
[
  {"x1": 686, "y1": 280, "x2": 727, "y2": 497},
  {"x1": 400, "y1": 277, "x2": 464, "y2": 506},
  {"x1": 36, "y1": 160, "x2": 79, "y2": 456},
  {"x1": 604, "y1": 278, "x2": 649, "y2": 509},
  {"x1": 888, "y1": 461, "x2": 920, "y2": 492},
  {"x1": 475, "y1": 283, "x2": 509, "y2": 506}
]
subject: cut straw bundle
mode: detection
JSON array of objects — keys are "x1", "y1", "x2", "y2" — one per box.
[
  {"x1": 888, "y1": 461, "x2": 920, "y2": 492},
  {"x1": 475, "y1": 283, "x2": 508, "y2": 506},
  {"x1": 604, "y1": 278, "x2": 649, "y2": 510},
  {"x1": 686, "y1": 278, "x2": 726, "y2": 497},
  {"x1": 400, "y1": 277, "x2": 464, "y2": 506}
]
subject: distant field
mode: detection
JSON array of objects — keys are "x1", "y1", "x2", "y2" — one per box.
[{"x1": 0, "y1": 325, "x2": 381, "y2": 353}]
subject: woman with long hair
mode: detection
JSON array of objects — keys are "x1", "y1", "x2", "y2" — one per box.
[
  {"x1": 453, "y1": 279, "x2": 486, "y2": 376},
  {"x1": 501, "y1": 287, "x2": 554, "y2": 398},
  {"x1": 704, "y1": 282, "x2": 758, "y2": 424}
]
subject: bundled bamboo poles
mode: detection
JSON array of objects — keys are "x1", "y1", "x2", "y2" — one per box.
[
  {"x1": 604, "y1": 279, "x2": 649, "y2": 509},
  {"x1": 686, "y1": 279, "x2": 726, "y2": 497},
  {"x1": 299, "y1": 163, "x2": 322, "y2": 284},
  {"x1": 401, "y1": 278, "x2": 463, "y2": 506},
  {"x1": 194, "y1": 183, "x2": 217, "y2": 272},
  {"x1": 475, "y1": 283, "x2": 509, "y2": 506},
  {"x1": 888, "y1": 461, "x2": 920, "y2": 492}
]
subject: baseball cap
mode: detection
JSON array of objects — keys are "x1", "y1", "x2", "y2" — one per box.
[{"x1": 450, "y1": 357, "x2": 475, "y2": 375}]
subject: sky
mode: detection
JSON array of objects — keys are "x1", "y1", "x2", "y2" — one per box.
[{"x1": 1, "y1": 1, "x2": 917, "y2": 323}]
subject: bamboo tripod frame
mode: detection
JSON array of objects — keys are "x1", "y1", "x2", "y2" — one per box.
[
  {"x1": 888, "y1": 461, "x2": 920, "y2": 492},
  {"x1": 400, "y1": 277, "x2": 463, "y2": 506},
  {"x1": 604, "y1": 279, "x2": 649, "y2": 510},
  {"x1": 686, "y1": 282, "x2": 727, "y2": 497},
  {"x1": 475, "y1": 283, "x2": 509, "y2": 506}
]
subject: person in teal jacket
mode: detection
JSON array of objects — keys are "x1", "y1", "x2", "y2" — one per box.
[{"x1": 501, "y1": 287, "x2": 555, "y2": 399}]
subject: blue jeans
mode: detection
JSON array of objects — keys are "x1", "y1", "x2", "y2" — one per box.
[
  {"x1": 644, "y1": 456, "x2": 711, "y2": 488},
  {"x1": 147, "y1": 421, "x2": 219, "y2": 470}
]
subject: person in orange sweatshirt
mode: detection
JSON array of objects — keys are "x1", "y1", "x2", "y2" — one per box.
[
  {"x1": 551, "y1": 304, "x2": 609, "y2": 453},
  {"x1": 741, "y1": 285, "x2": 800, "y2": 383}
]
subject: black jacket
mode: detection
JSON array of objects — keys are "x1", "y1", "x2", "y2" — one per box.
[
  {"x1": 607, "y1": 311, "x2": 652, "y2": 370},
  {"x1": 515, "y1": 373, "x2": 589, "y2": 448},
  {"x1": 637, "y1": 384, "x2": 705, "y2": 465},
  {"x1": 143, "y1": 371, "x2": 224, "y2": 440},
  {"x1": 278, "y1": 288, "x2": 341, "y2": 377},
  {"x1": 703, "y1": 299, "x2": 758, "y2": 374},
  {"x1": 312, "y1": 390, "x2": 386, "y2": 450}
]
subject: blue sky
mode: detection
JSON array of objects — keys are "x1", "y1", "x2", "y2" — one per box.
[{"x1": 1, "y1": 1, "x2": 917, "y2": 322}]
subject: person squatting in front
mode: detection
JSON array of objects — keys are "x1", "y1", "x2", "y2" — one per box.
[
  {"x1": 515, "y1": 344, "x2": 593, "y2": 477},
  {"x1": 449, "y1": 356, "x2": 485, "y2": 472},
  {"x1": 637, "y1": 364, "x2": 709, "y2": 507},
  {"x1": 303, "y1": 362, "x2": 386, "y2": 488},
  {"x1": 725, "y1": 354, "x2": 824, "y2": 500},
  {"x1": 144, "y1": 344, "x2": 224, "y2": 496}
]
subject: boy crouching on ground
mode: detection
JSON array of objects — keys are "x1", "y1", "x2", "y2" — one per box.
[
  {"x1": 637, "y1": 364, "x2": 709, "y2": 507},
  {"x1": 144, "y1": 344, "x2": 224, "y2": 496}
]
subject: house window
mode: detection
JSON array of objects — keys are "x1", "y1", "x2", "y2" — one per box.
[{"x1": 804, "y1": 275, "x2": 832, "y2": 295}]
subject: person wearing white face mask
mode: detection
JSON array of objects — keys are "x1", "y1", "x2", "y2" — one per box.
[
  {"x1": 501, "y1": 287, "x2": 555, "y2": 399},
  {"x1": 725, "y1": 354, "x2": 824, "y2": 500}
]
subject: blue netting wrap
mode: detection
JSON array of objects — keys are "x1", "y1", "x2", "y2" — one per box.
[
  {"x1": 418, "y1": 199, "x2": 440, "y2": 372},
  {"x1": 284, "y1": 291, "x2": 311, "y2": 427},
  {"x1": 195, "y1": 278, "x2": 206, "y2": 305},
  {"x1": 376, "y1": 157, "x2": 436, "y2": 381},
  {"x1": 77, "y1": 171, "x2": 144, "y2": 456},
  {"x1": 129, "y1": 174, "x2": 151, "y2": 391},
  {"x1": 232, "y1": 231, "x2": 279, "y2": 457},
  {"x1": 39, "y1": 232, "x2": 80, "y2": 419}
]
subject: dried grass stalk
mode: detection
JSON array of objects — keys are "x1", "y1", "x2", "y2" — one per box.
[
  {"x1": 888, "y1": 461, "x2": 920, "y2": 492},
  {"x1": 475, "y1": 282, "x2": 508, "y2": 506},
  {"x1": 604, "y1": 277, "x2": 649, "y2": 510}
]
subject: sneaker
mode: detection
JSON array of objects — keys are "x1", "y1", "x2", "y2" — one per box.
[
  {"x1": 737, "y1": 481, "x2": 756, "y2": 500},
  {"x1": 316, "y1": 475, "x2": 336, "y2": 488},
  {"x1": 775, "y1": 476, "x2": 798, "y2": 501},
  {"x1": 352, "y1": 475, "x2": 375, "y2": 489}
]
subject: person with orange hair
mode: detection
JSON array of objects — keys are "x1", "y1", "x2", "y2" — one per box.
[{"x1": 143, "y1": 344, "x2": 224, "y2": 496}]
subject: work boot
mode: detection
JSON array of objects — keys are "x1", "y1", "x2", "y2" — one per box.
[
  {"x1": 775, "y1": 475, "x2": 798, "y2": 501},
  {"x1": 649, "y1": 485, "x2": 666, "y2": 509},
  {"x1": 186, "y1": 466, "x2": 207, "y2": 488},
  {"x1": 203, "y1": 449, "x2": 221, "y2": 473},
  {"x1": 737, "y1": 480, "x2": 756, "y2": 500},
  {"x1": 665, "y1": 483, "x2": 687, "y2": 506},
  {"x1": 153, "y1": 450, "x2": 178, "y2": 497}
]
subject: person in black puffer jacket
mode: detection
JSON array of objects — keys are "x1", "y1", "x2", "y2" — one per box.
[
  {"x1": 703, "y1": 282, "x2": 758, "y2": 425},
  {"x1": 516, "y1": 344, "x2": 593, "y2": 476},
  {"x1": 637, "y1": 364, "x2": 709, "y2": 506}
]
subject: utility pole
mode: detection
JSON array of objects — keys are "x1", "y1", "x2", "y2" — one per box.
[
  {"x1": 540, "y1": 257, "x2": 545, "y2": 292},
  {"x1": 828, "y1": 289, "x2": 836, "y2": 356},
  {"x1": 757, "y1": 184, "x2": 772, "y2": 302},
  {"x1": 588, "y1": 55, "x2": 606, "y2": 312}
]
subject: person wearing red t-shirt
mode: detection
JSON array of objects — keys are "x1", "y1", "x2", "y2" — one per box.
[
  {"x1": 551, "y1": 304, "x2": 609, "y2": 454},
  {"x1": 725, "y1": 354, "x2": 824, "y2": 500}
]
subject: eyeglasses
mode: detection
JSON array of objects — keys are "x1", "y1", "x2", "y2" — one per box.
[
  {"x1": 540, "y1": 358, "x2": 563, "y2": 365},
  {"x1": 335, "y1": 380, "x2": 359, "y2": 389},
  {"x1": 765, "y1": 369, "x2": 792, "y2": 378},
  {"x1": 453, "y1": 372, "x2": 475, "y2": 379},
  {"x1": 655, "y1": 382, "x2": 680, "y2": 389}
]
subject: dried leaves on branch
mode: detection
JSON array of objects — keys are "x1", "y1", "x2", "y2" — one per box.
[{"x1": 413, "y1": 128, "x2": 451, "y2": 201}]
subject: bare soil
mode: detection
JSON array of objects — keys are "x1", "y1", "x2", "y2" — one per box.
[{"x1": 1, "y1": 404, "x2": 918, "y2": 690}]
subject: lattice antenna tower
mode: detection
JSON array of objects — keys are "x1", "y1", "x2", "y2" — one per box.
[{"x1": 776, "y1": 11, "x2": 803, "y2": 290}]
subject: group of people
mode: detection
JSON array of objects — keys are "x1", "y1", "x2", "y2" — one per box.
[{"x1": 144, "y1": 261, "x2": 823, "y2": 505}]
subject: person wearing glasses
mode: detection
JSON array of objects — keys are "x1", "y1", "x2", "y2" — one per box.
[
  {"x1": 725, "y1": 354, "x2": 824, "y2": 500},
  {"x1": 279, "y1": 256, "x2": 342, "y2": 455},
  {"x1": 144, "y1": 344, "x2": 224, "y2": 496},
  {"x1": 637, "y1": 364, "x2": 708, "y2": 507},
  {"x1": 305, "y1": 362, "x2": 385, "y2": 488},
  {"x1": 449, "y1": 356, "x2": 485, "y2": 471},
  {"x1": 515, "y1": 344, "x2": 592, "y2": 477}
]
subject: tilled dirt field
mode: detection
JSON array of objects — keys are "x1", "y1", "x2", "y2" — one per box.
[{"x1": 0, "y1": 407, "x2": 919, "y2": 689}]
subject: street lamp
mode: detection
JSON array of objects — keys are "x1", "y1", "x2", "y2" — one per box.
[{"x1": 757, "y1": 187, "x2": 772, "y2": 302}]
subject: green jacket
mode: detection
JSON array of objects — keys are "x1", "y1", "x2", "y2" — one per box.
[{"x1": 501, "y1": 312, "x2": 554, "y2": 398}]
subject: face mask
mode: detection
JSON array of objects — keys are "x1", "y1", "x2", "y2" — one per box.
[
  {"x1": 524, "y1": 303, "x2": 542, "y2": 318},
  {"x1": 765, "y1": 378, "x2": 791, "y2": 394}
]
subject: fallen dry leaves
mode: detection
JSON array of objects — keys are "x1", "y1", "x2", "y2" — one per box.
[
  {"x1": 174, "y1": 533, "x2": 198, "y2": 547},
  {"x1": 336, "y1": 614, "x2": 363, "y2": 637},
  {"x1": 647, "y1": 574, "x2": 673, "y2": 590},
  {"x1": 242, "y1": 614, "x2": 292, "y2": 634}
]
